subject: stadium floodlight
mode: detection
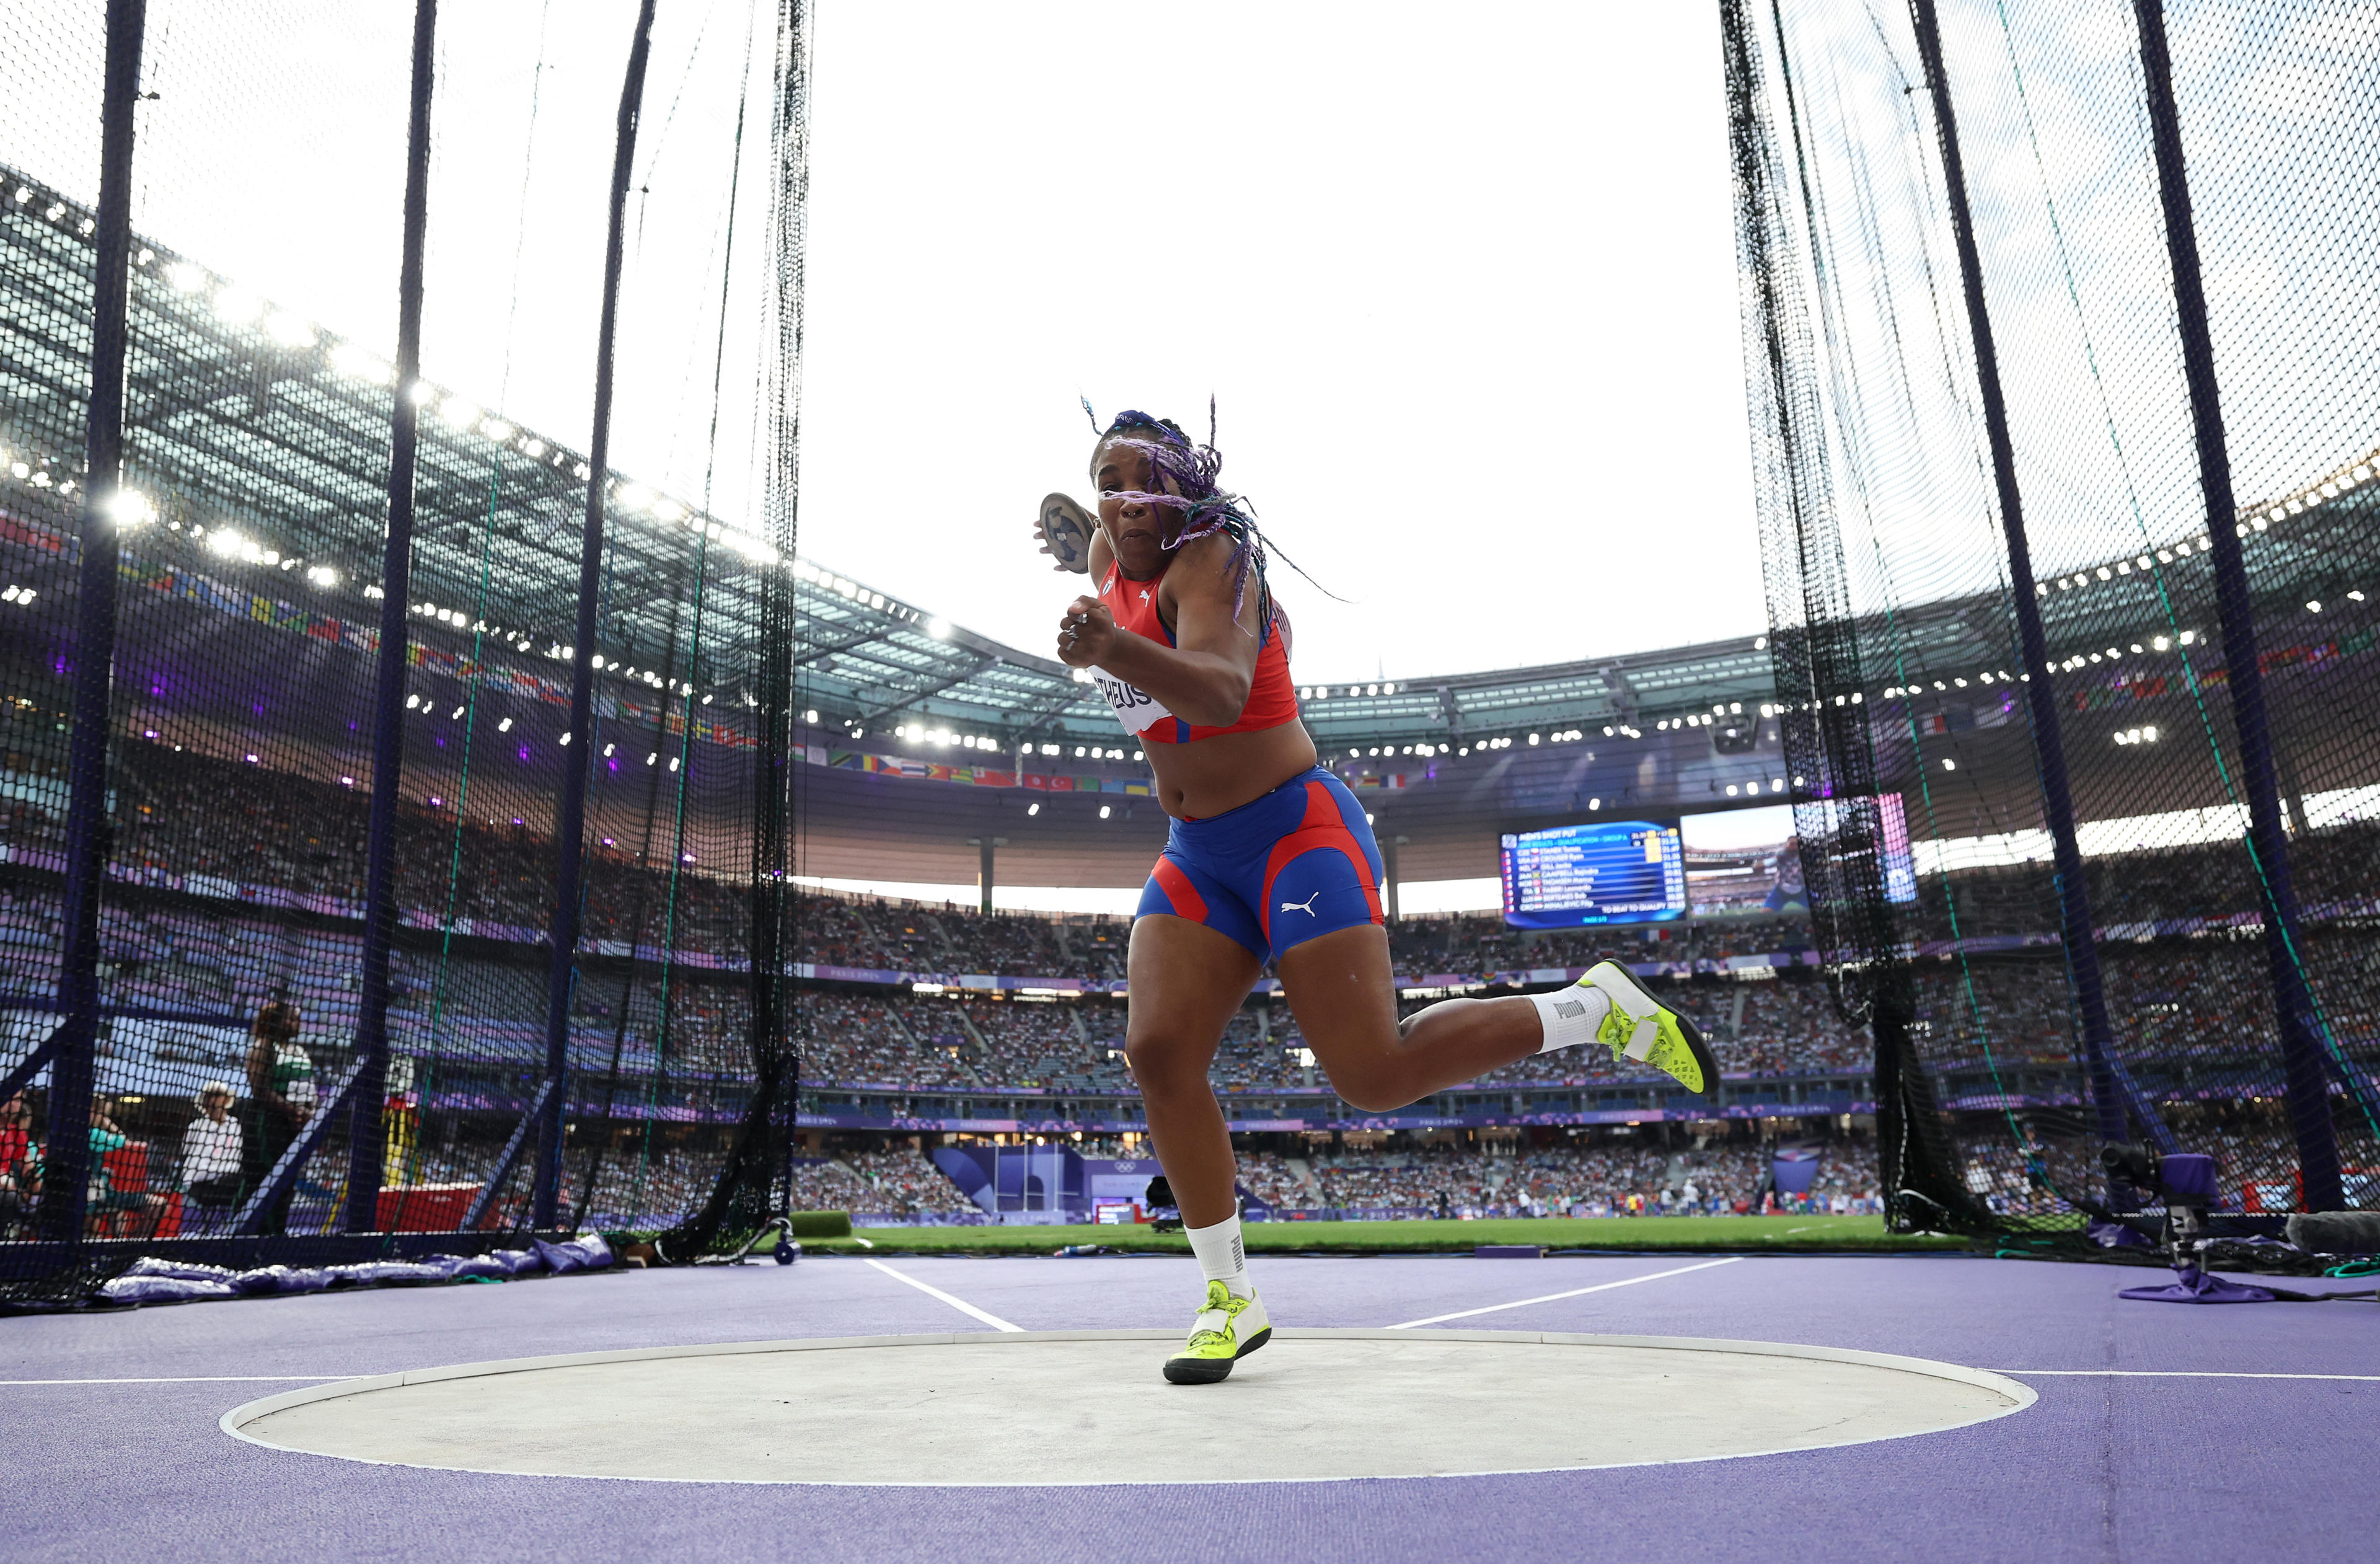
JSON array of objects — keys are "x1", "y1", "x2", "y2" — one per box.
[
  {"x1": 496, "y1": 718, "x2": 513, "y2": 733},
  {"x1": 265, "y1": 312, "x2": 315, "y2": 348},
  {"x1": 1099, "y1": 805, "x2": 1111, "y2": 820},
  {"x1": 482, "y1": 420, "x2": 514, "y2": 443},
  {"x1": 2308, "y1": 600, "x2": 2323, "y2": 613},
  {"x1": 1588, "y1": 797, "x2": 1600, "y2": 810},
  {"x1": 926, "y1": 617, "x2": 952, "y2": 640},
  {"x1": 521, "y1": 439, "x2": 546, "y2": 458},
  {"x1": 1027, "y1": 802, "x2": 1041, "y2": 816},
  {"x1": 213, "y1": 286, "x2": 262, "y2": 323},
  {"x1": 104, "y1": 487, "x2": 154, "y2": 528},
  {"x1": 164, "y1": 260, "x2": 205, "y2": 291},
  {"x1": 1942, "y1": 758, "x2": 1957, "y2": 770},
  {"x1": 405, "y1": 380, "x2": 438, "y2": 405},
  {"x1": 803, "y1": 709, "x2": 818, "y2": 723}
]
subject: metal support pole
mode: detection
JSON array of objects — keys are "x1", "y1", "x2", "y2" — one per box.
[
  {"x1": 2131, "y1": 0, "x2": 2342, "y2": 1209},
  {"x1": 342, "y1": 0, "x2": 437, "y2": 1234},
  {"x1": 1383, "y1": 836, "x2": 1403, "y2": 923},
  {"x1": 537, "y1": 0, "x2": 658, "y2": 1230},
  {"x1": 44, "y1": 0, "x2": 148, "y2": 1247},
  {"x1": 977, "y1": 837, "x2": 994, "y2": 914},
  {"x1": 1906, "y1": 0, "x2": 2127, "y2": 1147}
]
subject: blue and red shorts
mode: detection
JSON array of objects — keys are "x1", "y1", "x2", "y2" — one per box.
[{"x1": 1135, "y1": 766, "x2": 1385, "y2": 963}]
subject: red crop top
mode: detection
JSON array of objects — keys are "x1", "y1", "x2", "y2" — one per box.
[{"x1": 1090, "y1": 560, "x2": 1300, "y2": 744}]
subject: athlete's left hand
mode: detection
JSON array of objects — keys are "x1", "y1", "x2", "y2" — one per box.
[{"x1": 1057, "y1": 596, "x2": 1116, "y2": 668}]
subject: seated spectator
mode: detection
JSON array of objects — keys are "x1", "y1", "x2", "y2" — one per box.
[
  {"x1": 84, "y1": 1098, "x2": 164, "y2": 1239},
  {"x1": 178, "y1": 1081, "x2": 245, "y2": 1229},
  {"x1": 0, "y1": 1091, "x2": 35, "y2": 1236}
]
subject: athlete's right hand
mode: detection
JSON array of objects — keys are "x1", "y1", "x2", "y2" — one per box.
[{"x1": 1057, "y1": 596, "x2": 1116, "y2": 668}]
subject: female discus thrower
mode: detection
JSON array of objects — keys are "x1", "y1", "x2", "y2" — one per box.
[{"x1": 1036, "y1": 408, "x2": 1716, "y2": 1384}]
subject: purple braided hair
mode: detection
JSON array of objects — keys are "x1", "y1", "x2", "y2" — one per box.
[{"x1": 1082, "y1": 397, "x2": 1336, "y2": 627}]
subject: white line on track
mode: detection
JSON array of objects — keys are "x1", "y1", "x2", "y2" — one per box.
[
  {"x1": 1386, "y1": 1256, "x2": 1745, "y2": 1329},
  {"x1": 862, "y1": 1257, "x2": 1021, "y2": 1332},
  {"x1": 0, "y1": 1376, "x2": 355, "y2": 1385},
  {"x1": 1999, "y1": 1370, "x2": 2380, "y2": 1381}
]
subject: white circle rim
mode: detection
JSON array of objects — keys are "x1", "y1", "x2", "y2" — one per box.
[{"x1": 220, "y1": 1327, "x2": 2039, "y2": 1487}]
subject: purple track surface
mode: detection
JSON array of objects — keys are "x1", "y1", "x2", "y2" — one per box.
[{"x1": 6, "y1": 1252, "x2": 2374, "y2": 1562}]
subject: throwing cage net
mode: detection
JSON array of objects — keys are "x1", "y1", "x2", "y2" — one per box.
[
  {"x1": 0, "y1": 0, "x2": 806, "y2": 1302},
  {"x1": 1724, "y1": 0, "x2": 2380, "y2": 1240}
]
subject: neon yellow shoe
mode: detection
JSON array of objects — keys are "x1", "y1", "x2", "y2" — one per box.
[
  {"x1": 1162, "y1": 1279, "x2": 1272, "y2": 1385},
  {"x1": 1584, "y1": 960, "x2": 1719, "y2": 1097}
]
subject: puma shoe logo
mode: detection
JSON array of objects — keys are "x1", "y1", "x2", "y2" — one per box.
[{"x1": 1279, "y1": 891, "x2": 1321, "y2": 916}]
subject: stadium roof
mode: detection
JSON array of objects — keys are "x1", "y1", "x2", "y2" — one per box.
[{"x1": 4, "y1": 159, "x2": 2375, "y2": 784}]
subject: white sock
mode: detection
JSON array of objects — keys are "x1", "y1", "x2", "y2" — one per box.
[
  {"x1": 1528, "y1": 984, "x2": 1612, "y2": 1054},
  {"x1": 1184, "y1": 1213, "x2": 1252, "y2": 1299}
]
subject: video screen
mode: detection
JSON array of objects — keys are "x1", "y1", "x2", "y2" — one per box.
[
  {"x1": 1499, "y1": 819, "x2": 1686, "y2": 929},
  {"x1": 1678, "y1": 795, "x2": 1915, "y2": 919}
]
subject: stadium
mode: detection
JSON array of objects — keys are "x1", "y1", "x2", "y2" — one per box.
[{"x1": 6, "y1": 2, "x2": 2378, "y2": 1560}]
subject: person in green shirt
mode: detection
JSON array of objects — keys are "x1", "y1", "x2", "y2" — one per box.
[{"x1": 241, "y1": 1001, "x2": 314, "y2": 1237}]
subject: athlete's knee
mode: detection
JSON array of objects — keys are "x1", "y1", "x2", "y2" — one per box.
[
  {"x1": 1124, "y1": 1033, "x2": 1212, "y2": 1097},
  {"x1": 1322, "y1": 1049, "x2": 1424, "y2": 1113}
]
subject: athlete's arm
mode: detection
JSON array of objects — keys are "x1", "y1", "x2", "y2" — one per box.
[{"x1": 1055, "y1": 535, "x2": 1260, "y2": 728}]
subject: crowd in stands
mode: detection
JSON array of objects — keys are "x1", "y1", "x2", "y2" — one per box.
[
  {"x1": 841, "y1": 1146, "x2": 979, "y2": 1215},
  {"x1": 1, "y1": 886, "x2": 2360, "y2": 1103},
  {"x1": 802, "y1": 991, "x2": 972, "y2": 1088},
  {"x1": 4, "y1": 743, "x2": 2379, "y2": 1126},
  {"x1": 1292, "y1": 1136, "x2": 1879, "y2": 1217},
  {"x1": 1232, "y1": 1149, "x2": 1311, "y2": 1209},
  {"x1": 12, "y1": 741, "x2": 2380, "y2": 984}
]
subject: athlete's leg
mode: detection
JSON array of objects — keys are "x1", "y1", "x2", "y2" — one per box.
[
  {"x1": 1275, "y1": 925, "x2": 1544, "y2": 1111},
  {"x1": 1262, "y1": 772, "x2": 1711, "y2": 1110},
  {"x1": 1124, "y1": 912, "x2": 1264, "y2": 1228}
]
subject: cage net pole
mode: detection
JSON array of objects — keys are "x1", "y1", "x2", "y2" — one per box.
[
  {"x1": 2128, "y1": 0, "x2": 2343, "y2": 1211},
  {"x1": 1721, "y1": 0, "x2": 1982, "y2": 1235},
  {"x1": 536, "y1": 0, "x2": 659, "y2": 1232},
  {"x1": 655, "y1": 0, "x2": 805, "y2": 1260},
  {"x1": 1903, "y1": 0, "x2": 2133, "y2": 1161},
  {"x1": 335, "y1": 0, "x2": 437, "y2": 1239},
  {"x1": 43, "y1": 0, "x2": 149, "y2": 1252}
]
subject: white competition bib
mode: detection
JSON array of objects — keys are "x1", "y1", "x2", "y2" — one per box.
[{"x1": 1090, "y1": 666, "x2": 1173, "y2": 736}]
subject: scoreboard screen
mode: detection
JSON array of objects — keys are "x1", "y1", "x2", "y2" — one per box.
[{"x1": 1499, "y1": 820, "x2": 1686, "y2": 929}]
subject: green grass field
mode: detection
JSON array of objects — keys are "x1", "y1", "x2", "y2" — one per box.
[{"x1": 798, "y1": 1213, "x2": 1965, "y2": 1258}]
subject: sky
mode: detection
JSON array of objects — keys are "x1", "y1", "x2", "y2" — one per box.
[{"x1": 6, "y1": 0, "x2": 1765, "y2": 685}]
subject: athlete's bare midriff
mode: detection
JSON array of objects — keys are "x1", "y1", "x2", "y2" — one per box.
[{"x1": 1145, "y1": 717, "x2": 1320, "y2": 821}]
